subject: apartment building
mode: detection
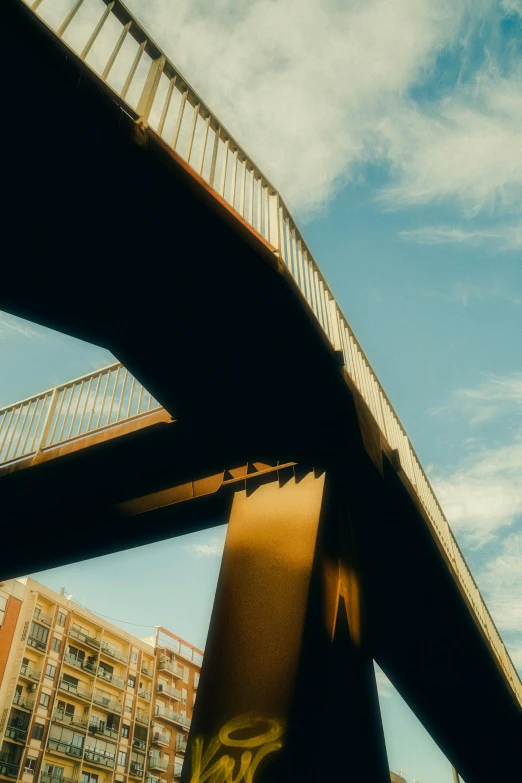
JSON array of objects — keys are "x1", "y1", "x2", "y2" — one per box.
[
  {"x1": 140, "y1": 629, "x2": 201, "y2": 783},
  {"x1": 0, "y1": 579, "x2": 200, "y2": 783}
]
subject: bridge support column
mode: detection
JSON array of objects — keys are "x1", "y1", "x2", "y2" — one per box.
[{"x1": 181, "y1": 468, "x2": 390, "y2": 783}]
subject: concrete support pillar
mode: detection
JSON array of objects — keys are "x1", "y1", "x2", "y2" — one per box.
[{"x1": 181, "y1": 469, "x2": 390, "y2": 783}]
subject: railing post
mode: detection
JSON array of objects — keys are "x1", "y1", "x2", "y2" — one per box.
[
  {"x1": 136, "y1": 54, "x2": 166, "y2": 124},
  {"x1": 268, "y1": 191, "x2": 281, "y2": 253},
  {"x1": 34, "y1": 388, "x2": 59, "y2": 456}
]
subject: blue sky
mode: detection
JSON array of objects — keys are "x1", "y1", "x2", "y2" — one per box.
[{"x1": 3, "y1": 0, "x2": 522, "y2": 779}]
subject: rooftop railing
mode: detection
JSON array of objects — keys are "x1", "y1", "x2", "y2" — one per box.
[{"x1": 4, "y1": 0, "x2": 520, "y2": 708}]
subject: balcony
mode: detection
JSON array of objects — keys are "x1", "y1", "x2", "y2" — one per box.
[
  {"x1": 47, "y1": 738, "x2": 84, "y2": 759},
  {"x1": 53, "y1": 709, "x2": 88, "y2": 729},
  {"x1": 58, "y1": 680, "x2": 93, "y2": 702},
  {"x1": 92, "y1": 693, "x2": 122, "y2": 713},
  {"x1": 64, "y1": 653, "x2": 97, "y2": 675},
  {"x1": 156, "y1": 684, "x2": 181, "y2": 700},
  {"x1": 135, "y1": 712, "x2": 149, "y2": 726},
  {"x1": 154, "y1": 709, "x2": 191, "y2": 730},
  {"x1": 132, "y1": 739, "x2": 147, "y2": 751},
  {"x1": 40, "y1": 773, "x2": 78, "y2": 783},
  {"x1": 4, "y1": 725, "x2": 28, "y2": 744},
  {"x1": 88, "y1": 721, "x2": 119, "y2": 741},
  {"x1": 34, "y1": 610, "x2": 53, "y2": 627},
  {"x1": 69, "y1": 626, "x2": 100, "y2": 650},
  {"x1": 129, "y1": 762, "x2": 145, "y2": 778},
  {"x1": 158, "y1": 661, "x2": 183, "y2": 678},
  {"x1": 83, "y1": 748, "x2": 116, "y2": 769},
  {"x1": 100, "y1": 642, "x2": 128, "y2": 665},
  {"x1": 19, "y1": 663, "x2": 41, "y2": 681},
  {"x1": 140, "y1": 664, "x2": 153, "y2": 678},
  {"x1": 148, "y1": 758, "x2": 168, "y2": 772},
  {"x1": 97, "y1": 668, "x2": 125, "y2": 689},
  {"x1": 12, "y1": 694, "x2": 34, "y2": 711},
  {"x1": 27, "y1": 636, "x2": 47, "y2": 652},
  {"x1": 138, "y1": 689, "x2": 151, "y2": 702},
  {"x1": 151, "y1": 733, "x2": 169, "y2": 747},
  {"x1": 0, "y1": 759, "x2": 19, "y2": 779},
  {"x1": 175, "y1": 739, "x2": 187, "y2": 755}
]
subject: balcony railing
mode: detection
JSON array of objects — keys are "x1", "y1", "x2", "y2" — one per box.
[
  {"x1": 154, "y1": 708, "x2": 191, "y2": 729},
  {"x1": 100, "y1": 643, "x2": 129, "y2": 665},
  {"x1": 4, "y1": 725, "x2": 28, "y2": 743},
  {"x1": 156, "y1": 684, "x2": 181, "y2": 700},
  {"x1": 93, "y1": 693, "x2": 122, "y2": 713},
  {"x1": 84, "y1": 748, "x2": 116, "y2": 768},
  {"x1": 158, "y1": 661, "x2": 183, "y2": 678},
  {"x1": 0, "y1": 760, "x2": 19, "y2": 778},
  {"x1": 141, "y1": 664, "x2": 154, "y2": 678},
  {"x1": 40, "y1": 773, "x2": 78, "y2": 783},
  {"x1": 88, "y1": 721, "x2": 119, "y2": 741},
  {"x1": 12, "y1": 694, "x2": 34, "y2": 710},
  {"x1": 129, "y1": 762, "x2": 145, "y2": 778},
  {"x1": 148, "y1": 758, "x2": 168, "y2": 772},
  {"x1": 132, "y1": 739, "x2": 147, "y2": 751},
  {"x1": 58, "y1": 680, "x2": 93, "y2": 702},
  {"x1": 64, "y1": 652, "x2": 97, "y2": 674},
  {"x1": 69, "y1": 627, "x2": 100, "y2": 650},
  {"x1": 47, "y1": 738, "x2": 84, "y2": 758},
  {"x1": 138, "y1": 689, "x2": 151, "y2": 702},
  {"x1": 53, "y1": 709, "x2": 88, "y2": 729},
  {"x1": 97, "y1": 668, "x2": 125, "y2": 689},
  {"x1": 34, "y1": 610, "x2": 53, "y2": 627},
  {"x1": 27, "y1": 636, "x2": 47, "y2": 652},
  {"x1": 135, "y1": 712, "x2": 149, "y2": 726},
  {"x1": 20, "y1": 663, "x2": 41, "y2": 681},
  {"x1": 151, "y1": 733, "x2": 169, "y2": 746},
  {"x1": 175, "y1": 739, "x2": 187, "y2": 754}
]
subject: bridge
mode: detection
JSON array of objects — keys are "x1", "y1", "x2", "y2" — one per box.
[{"x1": 2, "y1": 0, "x2": 521, "y2": 780}]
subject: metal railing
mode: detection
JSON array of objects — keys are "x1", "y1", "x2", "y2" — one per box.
[
  {"x1": 92, "y1": 692, "x2": 122, "y2": 713},
  {"x1": 158, "y1": 660, "x2": 183, "y2": 678},
  {"x1": 0, "y1": 363, "x2": 160, "y2": 466},
  {"x1": 64, "y1": 652, "x2": 97, "y2": 674},
  {"x1": 19, "y1": 663, "x2": 41, "y2": 680},
  {"x1": 157, "y1": 683, "x2": 181, "y2": 700},
  {"x1": 154, "y1": 708, "x2": 190, "y2": 729},
  {"x1": 101, "y1": 641, "x2": 129, "y2": 664},
  {"x1": 6, "y1": 0, "x2": 520, "y2": 706},
  {"x1": 97, "y1": 667, "x2": 126, "y2": 688},
  {"x1": 58, "y1": 679, "x2": 93, "y2": 702},
  {"x1": 12, "y1": 694, "x2": 34, "y2": 710}
]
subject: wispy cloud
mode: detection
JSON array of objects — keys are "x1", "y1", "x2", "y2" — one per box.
[
  {"x1": 429, "y1": 372, "x2": 522, "y2": 424},
  {"x1": 480, "y1": 533, "x2": 522, "y2": 647},
  {"x1": 399, "y1": 223, "x2": 522, "y2": 250},
  {"x1": 185, "y1": 534, "x2": 226, "y2": 559},
  {"x1": 374, "y1": 666, "x2": 393, "y2": 699},
  {"x1": 0, "y1": 313, "x2": 43, "y2": 341}
]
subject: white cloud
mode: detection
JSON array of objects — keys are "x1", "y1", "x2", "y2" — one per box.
[
  {"x1": 374, "y1": 666, "x2": 393, "y2": 699},
  {"x1": 480, "y1": 532, "x2": 522, "y2": 636},
  {"x1": 429, "y1": 372, "x2": 522, "y2": 424},
  {"x1": 124, "y1": 0, "x2": 483, "y2": 216},
  {"x1": 0, "y1": 314, "x2": 42, "y2": 341},
  {"x1": 399, "y1": 222, "x2": 522, "y2": 250},
  {"x1": 185, "y1": 534, "x2": 226, "y2": 559}
]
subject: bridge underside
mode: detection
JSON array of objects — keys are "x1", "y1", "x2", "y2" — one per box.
[{"x1": 2, "y1": 0, "x2": 521, "y2": 779}]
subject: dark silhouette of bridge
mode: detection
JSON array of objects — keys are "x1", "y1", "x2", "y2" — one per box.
[{"x1": 2, "y1": 0, "x2": 521, "y2": 780}]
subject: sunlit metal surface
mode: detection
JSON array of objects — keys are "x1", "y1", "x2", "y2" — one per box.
[{"x1": 5, "y1": 0, "x2": 522, "y2": 709}]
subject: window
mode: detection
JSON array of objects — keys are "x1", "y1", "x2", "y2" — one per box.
[
  {"x1": 181, "y1": 689, "x2": 187, "y2": 706},
  {"x1": 29, "y1": 622, "x2": 49, "y2": 647},
  {"x1": 127, "y1": 676, "x2": 136, "y2": 689},
  {"x1": 131, "y1": 651, "x2": 138, "y2": 664},
  {"x1": 174, "y1": 757, "x2": 183, "y2": 777},
  {"x1": 194, "y1": 673, "x2": 200, "y2": 688},
  {"x1": 39, "y1": 692, "x2": 50, "y2": 708},
  {"x1": 0, "y1": 593, "x2": 8, "y2": 626},
  {"x1": 56, "y1": 612, "x2": 66, "y2": 628},
  {"x1": 62, "y1": 673, "x2": 79, "y2": 688},
  {"x1": 32, "y1": 723, "x2": 45, "y2": 741},
  {"x1": 51, "y1": 637, "x2": 61, "y2": 653},
  {"x1": 44, "y1": 765, "x2": 63, "y2": 777},
  {"x1": 182, "y1": 667, "x2": 189, "y2": 684},
  {"x1": 121, "y1": 725, "x2": 130, "y2": 739},
  {"x1": 117, "y1": 751, "x2": 127, "y2": 766},
  {"x1": 81, "y1": 773, "x2": 98, "y2": 783},
  {"x1": 24, "y1": 758, "x2": 37, "y2": 774},
  {"x1": 192, "y1": 692, "x2": 196, "y2": 707},
  {"x1": 68, "y1": 645, "x2": 84, "y2": 661},
  {"x1": 46, "y1": 663, "x2": 57, "y2": 680}
]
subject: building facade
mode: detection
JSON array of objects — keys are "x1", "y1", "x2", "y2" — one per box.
[{"x1": 0, "y1": 580, "x2": 200, "y2": 783}]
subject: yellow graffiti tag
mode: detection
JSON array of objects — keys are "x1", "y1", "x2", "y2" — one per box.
[{"x1": 189, "y1": 713, "x2": 284, "y2": 783}]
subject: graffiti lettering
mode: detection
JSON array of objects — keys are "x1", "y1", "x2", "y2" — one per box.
[{"x1": 189, "y1": 713, "x2": 284, "y2": 783}]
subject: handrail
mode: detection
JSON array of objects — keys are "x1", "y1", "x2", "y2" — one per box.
[{"x1": 6, "y1": 0, "x2": 521, "y2": 706}]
